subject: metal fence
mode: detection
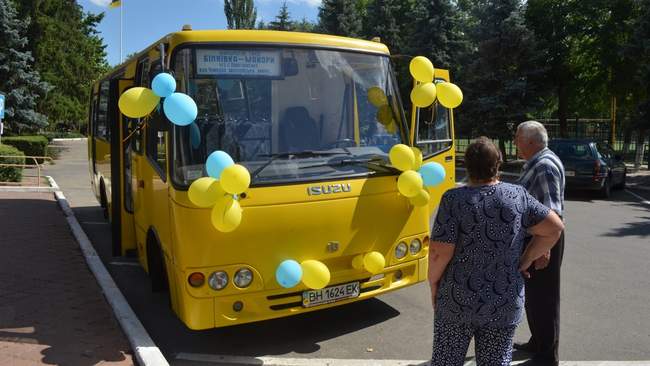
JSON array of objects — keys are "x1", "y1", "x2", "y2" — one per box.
[{"x1": 0, "y1": 155, "x2": 53, "y2": 187}]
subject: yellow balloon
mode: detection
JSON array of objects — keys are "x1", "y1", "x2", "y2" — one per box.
[
  {"x1": 397, "y1": 170, "x2": 424, "y2": 198},
  {"x1": 410, "y1": 82, "x2": 437, "y2": 108},
  {"x1": 385, "y1": 121, "x2": 397, "y2": 134},
  {"x1": 219, "y1": 164, "x2": 251, "y2": 195},
  {"x1": 301, "y1": 260, "x2": 330, "y2": 289},
  {"x1": 389, "y1": 144, "x2": 415, "y2": 171},
  {"x1": 409, "y1": 189, "x2": 431, "y2": 207},
  {"x1": 409, "y1": 56, "x2": 435, "y2": 83},
  {"x1": 376, "y1": 104, "x2": 393, "y2": 125},
  {"x1": 363, "y1": 252, "x2": 385, "y2": 274},
  {"x1": 411, "y1": 146, "x2": 423, "y2": 170},
  {"x1": 211, "y1": 196, "x2": 242, "y2": 232},
  {"x1": 188, "y1": 177, "x2": 224, "y2": 208},
  {"x1": 118, "y1": 87, "x2": 160, "y2": 118},
  {"x1": 437, "y1": 82, "x2": 463, "y2": 109},
  {"x1": 351, "y1": 254, "x2": 364, "y2": 270},
  {"x1": 367, "y1": 87, "x2": 388, "y2": 107}
]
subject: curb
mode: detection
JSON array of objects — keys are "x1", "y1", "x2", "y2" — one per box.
[
  {"x1": 52, "y1": 137, "x2": 87, "y2": 141},
  {"x1": 0, "y1": 186, "x2": 58, "y2": 192},
  {"x1": 46, "y1": 176, "x2": 169, "y2": 366}
]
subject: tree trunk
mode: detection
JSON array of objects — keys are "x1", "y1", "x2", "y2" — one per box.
[
  {"x1": 557, "y1": 81, "x2": 568, "y2": 138},
  {"x1": 634, "y1": 129, "x2": 647, "y2": 170},
  {"x1": 499, "y1": 139, "x2": 508, "y2": 163},
  {"x1": 622, "y1": 129, "x2": 632, "y2": 159}
]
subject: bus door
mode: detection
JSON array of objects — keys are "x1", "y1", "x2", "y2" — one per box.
[
  {"x1": 118, "y1": 79, "x2": 137, "y2": 256},
  {"x1": 131, "y1": 57, "x2": 151, "y2": 263},
  {"x1": 409, "y1": 75, "x2": 456, "y2": 218}
]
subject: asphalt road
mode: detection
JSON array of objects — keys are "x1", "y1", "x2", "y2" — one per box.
[{"x1": 44, "y1": 140, "x2": 650, "y2": 364}]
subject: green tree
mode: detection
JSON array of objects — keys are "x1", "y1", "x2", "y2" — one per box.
[
  {"x1": 317, "y1": 0, "x2": 362, "y2": 37},
  {"x1": 460, "y1": 0, "x2": 543, "y2": 158},
  {"x1": 0, "y1": 0, "x2": 50, "y2": 134},
  {"x1": 293, "y1": 17, "x2": 316, "y2": 33},
  {"x1": 224, "y1": 0, "x2": 257, "y2": 30},
  {"x1": 364, "y1": 0, "x2": 402, "y2": 53},
  {"x1": 408, "y1": 0, "x2": 468, "y2": 70},
  {"x1": 525, "y1": 0, "x2": 584, "y2": 136},
  {"x1": 14, "y1": 0, "x2": 107, "y2": 133},
  {"x1": 269, "y1": 1, "x2": 292, "y2": 31}
]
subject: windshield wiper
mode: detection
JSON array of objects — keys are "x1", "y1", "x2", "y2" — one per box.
[
  {"x1": 250, "y1": 149, "x2": 351, "y2": 182},
  {"x1": 298, "y1": 156, "x2": 401, "y2": 174}
]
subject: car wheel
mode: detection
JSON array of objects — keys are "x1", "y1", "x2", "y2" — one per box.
[{"x1": 600, "y1": 176, "x2": 611, "y2": 199}]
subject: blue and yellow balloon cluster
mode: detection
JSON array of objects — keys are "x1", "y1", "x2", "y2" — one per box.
[
  {"x1": 389, "y1": 144, "x2": 446, "y2": 206},
  {"x1": 187, "y1": 151, "x2": 251, "y2": 232},
  {"x1": 409, "y1": 56, "x2": 463, "y2": 109},
  {"x1": 118, "y1": 72, "x2": 198, "y2": 126},
  {"x1": 275, "y1": 259, "x2": 331, "y2": 290}
]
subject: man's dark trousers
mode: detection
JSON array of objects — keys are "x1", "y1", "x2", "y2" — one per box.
[{"x1": 524, "y1": 231, "x2": 564, "y2": 365}]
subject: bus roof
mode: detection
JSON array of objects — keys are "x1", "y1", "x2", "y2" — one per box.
[{"x1": 167, "y1": 30, "x2": 391, "y2": 55}]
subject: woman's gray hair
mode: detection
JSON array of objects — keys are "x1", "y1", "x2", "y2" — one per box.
[{"x1": 517, "y1": 120, "x2": 548, "y2": 147}]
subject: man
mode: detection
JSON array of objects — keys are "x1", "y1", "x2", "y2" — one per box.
[{"x1": 513, "y1": 121, "x2": 565, "y2": 365}]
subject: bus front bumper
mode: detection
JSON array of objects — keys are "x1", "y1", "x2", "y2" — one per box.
[{"x1": 177, "y1": 256, "x2": 427, "y2": 330}]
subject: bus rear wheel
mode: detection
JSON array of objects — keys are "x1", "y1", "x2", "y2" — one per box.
[
  {"x1": 100, "y1": 180, "x2": 109, "y2": 219},
  {"x1": 147, "y1": 232, "x2": 168, "y2": 293}
]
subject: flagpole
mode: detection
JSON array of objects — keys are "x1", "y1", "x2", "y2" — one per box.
[{"x1": 120, "y1": 0, "x2": 123, "y2": 63}]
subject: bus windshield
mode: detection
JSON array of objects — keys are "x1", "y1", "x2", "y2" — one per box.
[{"x1": 171, "y1": 46, "x2": 406, "y2": 187}]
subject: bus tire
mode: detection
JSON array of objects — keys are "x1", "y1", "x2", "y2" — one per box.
[
  {"x1": 99, "y1": 180, "x2": 109, "y2": 219},
  {"x1": 147, "y1": 231, "x2": 168, "y2": 293}
]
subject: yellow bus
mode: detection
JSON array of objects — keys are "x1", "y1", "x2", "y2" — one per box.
[{"x1": 87, "y1": 29, "x2": 456, "y2": 330}]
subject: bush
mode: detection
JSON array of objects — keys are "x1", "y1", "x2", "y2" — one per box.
[
  {"x1": 2, "y1": 135, "x2": 49, "y2": 163},
  {"x1": 0, "y1": 144, "x2": 25, "y2": 182}
]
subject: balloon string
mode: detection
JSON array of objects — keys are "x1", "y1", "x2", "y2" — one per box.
[{"x1": 122, "y1": 116, "x2": 149, "y2": 144}]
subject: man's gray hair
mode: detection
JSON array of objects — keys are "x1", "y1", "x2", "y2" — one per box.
[{"x1": 517, "y1": 120, "x2": 548, "y2": 147}]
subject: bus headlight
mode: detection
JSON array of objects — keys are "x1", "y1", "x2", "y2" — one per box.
[
  {"x1": 410, "y1": 239, "x2": 422, "y2": 254},
  {"x1": 233, "y1": 268, "x2": 253, "y2": 288},
  {"x1": 208, "y1": 271, "x2": 228, "y2": 290},
  {"x1": 395, "y1": 242, "x2": 408, "y2": 259}
]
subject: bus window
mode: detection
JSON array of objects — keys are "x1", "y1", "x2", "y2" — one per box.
[
  {"x1": 146, "y1": 61, "x2": 167, "y2": 179},
  {"x1": 415, "y1": 99, "x2": 452, "y2": 156},
  {"x1": 95, "y1": 81, "x2": 110, "y2": 141}
]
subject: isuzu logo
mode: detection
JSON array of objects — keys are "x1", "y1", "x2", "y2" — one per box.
[{"x1": 307, "y1": 183, "x2": 351, "y2": 196}]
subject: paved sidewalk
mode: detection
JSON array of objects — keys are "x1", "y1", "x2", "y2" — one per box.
[{"x1": 0, "y1": 192, "x2": 134, "y2": 365}]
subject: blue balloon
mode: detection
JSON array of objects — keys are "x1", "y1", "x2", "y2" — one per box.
[
  {"x1": 163, "y1": 92, "x2": 197, "y2": 126},
  {"x1": 419, "y1": 162, "x2": 446, "y2": 187},
  {"x1": 276, "y1": 260, "x2": 302, "y2": 288},
  {"x1": 152, "y1": 73, "x2": 176, "y2": 98},
  {"x1": 189, "y1": 122, "x2": 201, "y2": 149},
  {"x1": 205, "y1": 150, "x2": 234, "y2": 178}
]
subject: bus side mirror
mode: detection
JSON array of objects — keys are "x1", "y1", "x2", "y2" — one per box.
[{"x1": 283, "y1": 58, "x2": 298, "y2": 77}]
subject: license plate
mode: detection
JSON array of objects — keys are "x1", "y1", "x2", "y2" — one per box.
[
  {"x1": 302, "y1": 282, "x2": 360, "y2": 307},
  {"x1": 565, "y1": 170, "x2": 575, "y2": 177}
]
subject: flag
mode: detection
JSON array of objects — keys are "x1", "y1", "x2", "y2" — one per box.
[{"x1": 109, "y1": 0, "x2": 121, "y2": 8}]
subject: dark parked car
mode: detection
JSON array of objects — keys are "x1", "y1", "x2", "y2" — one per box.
[{"x1": 548, "y1": 139, "x2": 627, "y2": 198}]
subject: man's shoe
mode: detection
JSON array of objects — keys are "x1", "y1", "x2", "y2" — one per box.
[{"x1": 513, "y1": 341, "x2": 537, "y2": 353}]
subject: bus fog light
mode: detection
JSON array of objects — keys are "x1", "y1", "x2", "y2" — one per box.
[
  {"x1": 410, "y1": 239, "x2": 422, "y2": 254},
  {"x1": 233, "y1": 301, "x2": 244, "y2": 312},
  {"x1": 394, "y1": 270, "x2": 403, "y2": 280},
  {"x1": 395, "y1": 242, "x2": 408, "y2": 259},
  {"x1": 208, "y1": 271, "x2": 228, "y2": 290},
  {"x1": 233, "y1": 268, "x2": 253, "y2": 288},
  {"x1": 188, "y1": 272, "x2": 205, "y2": 287}
]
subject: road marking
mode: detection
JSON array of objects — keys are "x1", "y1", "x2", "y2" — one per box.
[
  {"x1": 625, "y1": 189, "x2": 650, "y2": 206},
  {"x1": 176, "y1": 353, "x2": 650, "y2": 366}
]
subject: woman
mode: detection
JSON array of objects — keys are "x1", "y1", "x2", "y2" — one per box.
[{"x1": 428, "y1": 137, "x2": 564, "y2": 365}]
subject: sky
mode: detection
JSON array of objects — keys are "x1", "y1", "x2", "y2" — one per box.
[{"x1": 78, "y1": 0, "x2": 322, "y2": 66}]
